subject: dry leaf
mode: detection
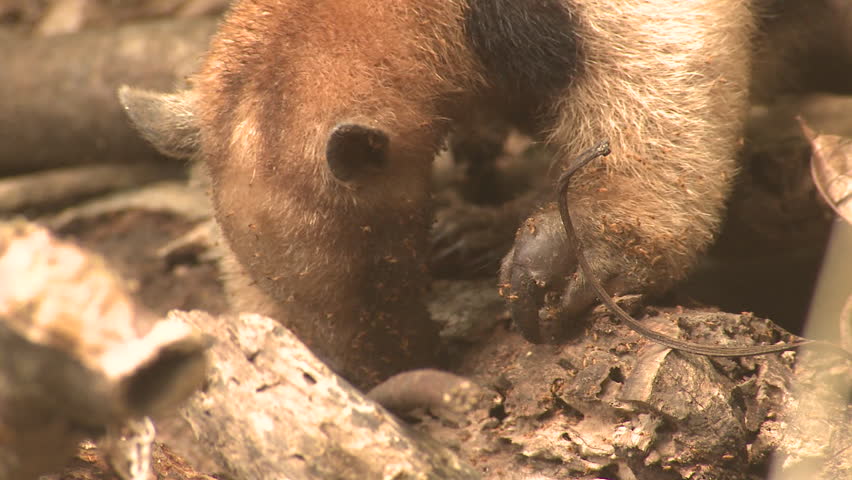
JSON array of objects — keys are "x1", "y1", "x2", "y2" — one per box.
[{"x1": 802, "y1": 119, "x2": 852, "y2": 224}]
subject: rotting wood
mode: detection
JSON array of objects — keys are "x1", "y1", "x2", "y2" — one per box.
[
  {"x1": 175, "y1": 309, "x2": 482, "y2": 480},
  {"x1": 0, "y1": 220, "x2": 207, "y2": 480},
  {"x1": 49, "y1": 440, "x2": 217, "y2": 480}
]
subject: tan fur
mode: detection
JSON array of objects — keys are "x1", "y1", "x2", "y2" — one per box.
[
  {"x1": 182, "y1": 0, "x2": 757, "y2": 385},
  {"x1": 546, "y1": 0, "x2": 753, "y2": 296}
]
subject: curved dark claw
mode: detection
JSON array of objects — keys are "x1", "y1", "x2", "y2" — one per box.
[
  {"x1": 504, "y1": 252, "x2": 546, "y2": 343},
  {"x1": 500, "y1": 209, "x2": 575, "y2": 343},
  {"x1": 433, "y1": 203, "x2": 496, "y2": 240},
  {"x1": 468, "y1": 248, "x2": 507, "y2": 275},
  {"x1": 431, "y1": 204, "x2": 515, "y2": 277},
  {"x1": 431, "y1": 211, "x2": 482, "y2": 246}
]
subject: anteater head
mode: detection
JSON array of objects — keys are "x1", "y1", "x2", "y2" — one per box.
[
  {"x1": 118, "y1": 1, "x2": 481, "y2": 313},
  {"x1": 119, "y1": 0, "x2": 582, "y2": 386}
]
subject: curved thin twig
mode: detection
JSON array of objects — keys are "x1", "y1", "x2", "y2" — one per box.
[{"x1": 557, "y1": 141, "x2": 850, "y2": 357}]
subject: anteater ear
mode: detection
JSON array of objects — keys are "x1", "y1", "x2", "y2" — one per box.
[
  {"x1": 326, "y1": 123, "x2": 389, "y2": 182},
  {"x1": 118, "y1": 86, "x2": 200, "y2": 159}
]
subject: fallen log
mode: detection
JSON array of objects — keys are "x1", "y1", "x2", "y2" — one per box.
[
  {"x1": 0, "y1": 220, "x2": 207, "y2": 479},
  {"x1": 175, "y1": 309, "x2": 482, "y2": 480},
  {"x1": 0, "y1": 17, "x2": 216, "y2": 175},
  {"x1": 0, "y1": 163, "x2": 184, "y2": 213}
]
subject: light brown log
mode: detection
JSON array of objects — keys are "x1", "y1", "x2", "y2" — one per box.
[
  {"x1": 0, "y1": 163, "x2": 183, "y2": 213},
  {"x1": 0, "y1": 17, "x2": 216, "y2": 175},
  {"x1": 0, "y1": 220, "x2": 207, "y2": 480},
  {"x1": 176, "y1": 309, "x2": 481, "y2": 480}
]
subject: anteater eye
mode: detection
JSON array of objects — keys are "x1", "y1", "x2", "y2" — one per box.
[{"x1": 326, "y1": 123, "x2": 389, "y2": 182}]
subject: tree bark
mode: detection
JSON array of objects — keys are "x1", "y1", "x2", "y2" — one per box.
[{"x1": 175, "y1": 309, "x2": 481, "y2": 480}]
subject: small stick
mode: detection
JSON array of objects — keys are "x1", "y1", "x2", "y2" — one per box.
[{"x1": 556, "y1": 141, "x2": 850, "y2": 357}]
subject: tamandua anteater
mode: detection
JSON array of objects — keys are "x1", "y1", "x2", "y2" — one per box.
[{"x1": 122, "y1": 0, "x2": 762, "y2": 388}]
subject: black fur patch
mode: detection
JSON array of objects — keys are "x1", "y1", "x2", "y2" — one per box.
[{"x1": 465, "y1": 0, "x2": 581, "y2": 111}]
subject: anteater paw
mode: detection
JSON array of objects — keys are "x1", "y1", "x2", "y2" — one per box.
[
  {"x1": 499, "y1": 207, "x2": 634, "y2": 343},
  {"x1": 430, "y1": 203, "x2": 516, "y2": 278}
]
